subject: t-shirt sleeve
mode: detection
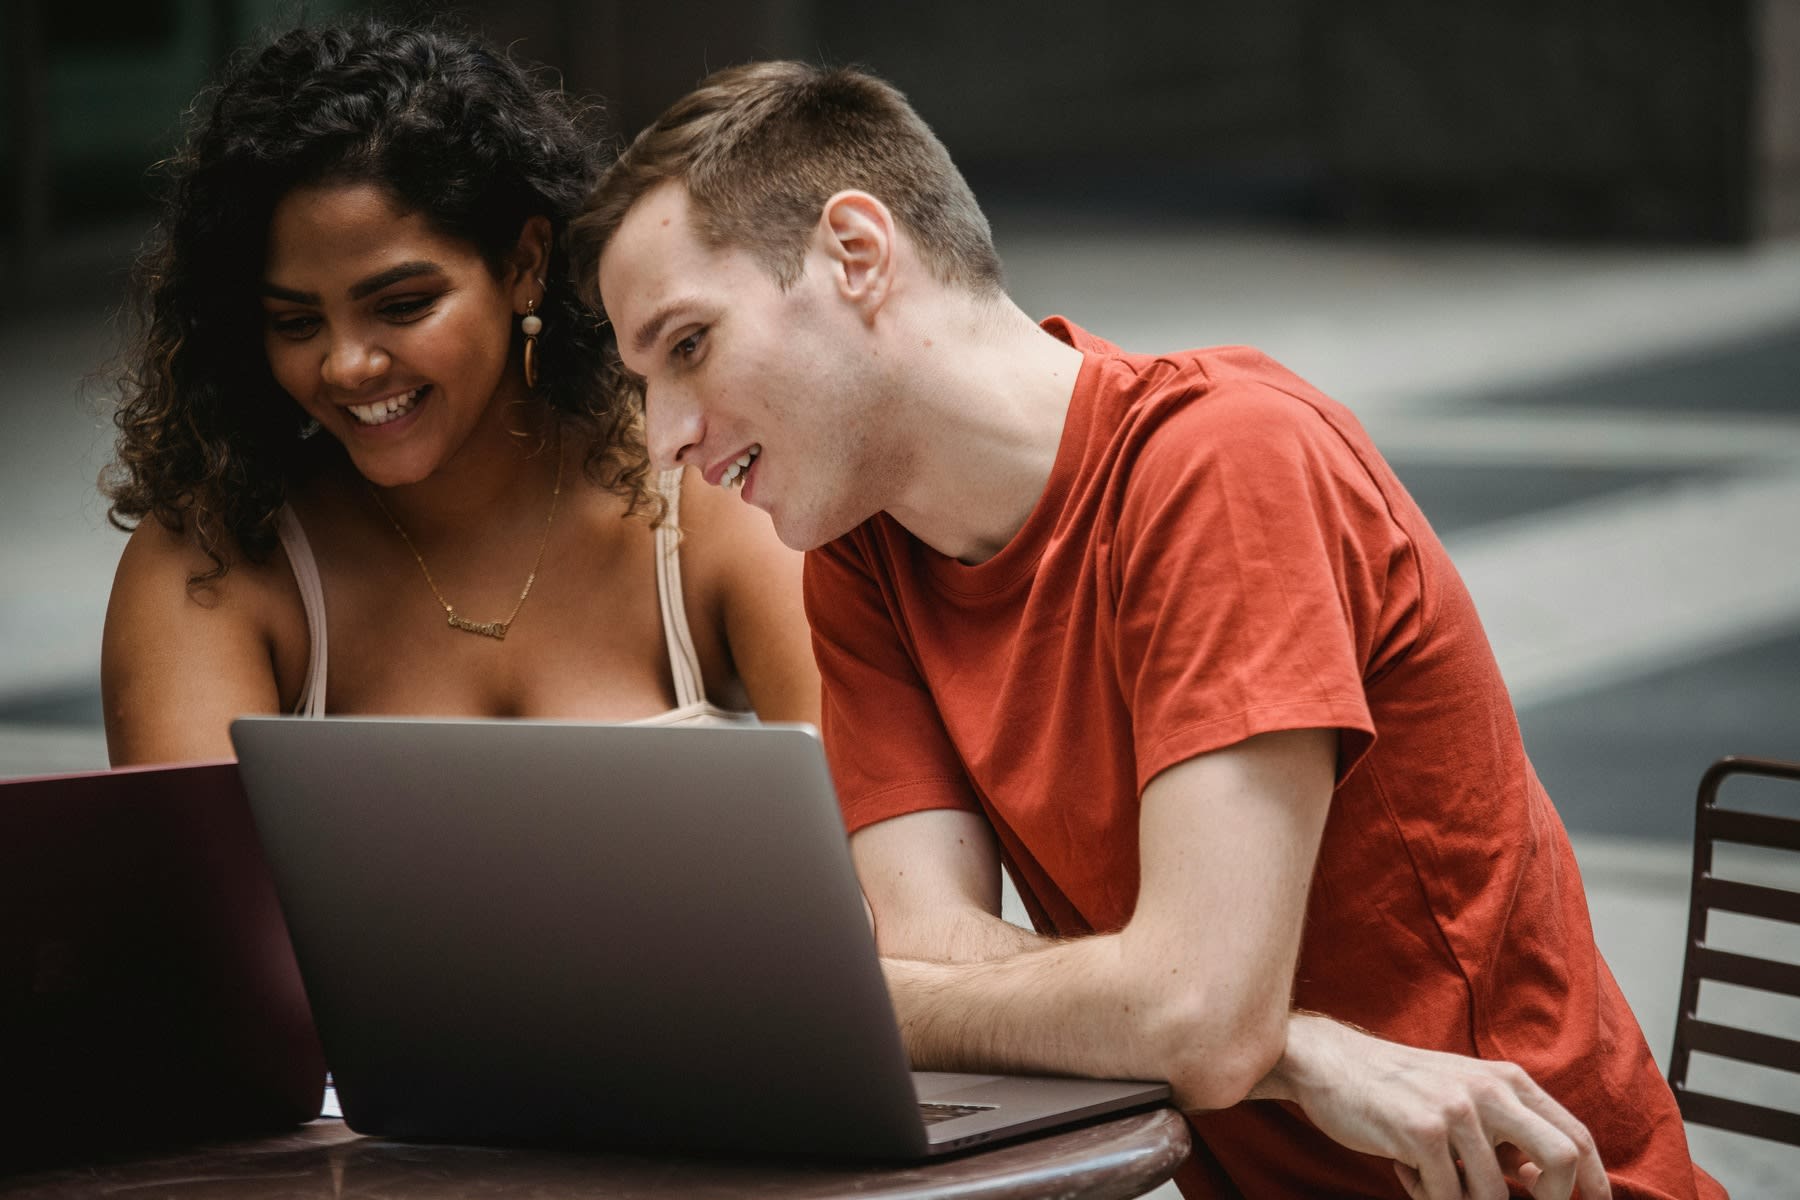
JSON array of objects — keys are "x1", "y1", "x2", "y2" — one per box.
[
  {"x1": 804, "y1": 532, "x2": 982, "y2": 834},
  {"x1": 1113, "y1": 382, "x2": 1396, "y2": 792}
]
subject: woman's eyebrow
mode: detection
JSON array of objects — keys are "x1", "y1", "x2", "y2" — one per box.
[
  {"x1": 260, "y1": 282, "x2": 319, "y2": 304},
  {"x1": 349, "y1": 261, "x2": 443, "y2": 299},
  {"x1": 259, "y1": 261, "x2": 445, "y2": 306}
]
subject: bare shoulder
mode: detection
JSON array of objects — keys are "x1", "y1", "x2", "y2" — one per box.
[
  {"x1": 670, "y1": 470, "x2": 819, "y2": 723},
  {"x1": 102, "y1": 513, "x2": 310, "y2": 764},
  {"x1": 108, "y1": 514, "x2": 304, "y2": 630},
  {"x1": 671, "y1": 468, "x2": 798, "y2": 583}
]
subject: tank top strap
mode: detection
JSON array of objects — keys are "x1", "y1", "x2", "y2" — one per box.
[
  {"x1": 653, "y1": 469, "x2": 707, "y2": 709},
  {"x1": 275, "y1": 503, "x2": 328, "y2": 718}
]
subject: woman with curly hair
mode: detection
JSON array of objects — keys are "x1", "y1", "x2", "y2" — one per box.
[{"x1": 101, "y1": 18, "x2": 816, "y2": 763}]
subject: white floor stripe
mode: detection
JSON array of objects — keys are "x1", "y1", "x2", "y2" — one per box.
[
  {"x1": 1000, "y1": 224, "x2": 1800, "y2": 416},
  {"x1": 1448, "y1": 469, "x2": 1800, "y2": 708},
  {"x1": 1367, "y1": 411, "x2": 1800, "y2": 469}
]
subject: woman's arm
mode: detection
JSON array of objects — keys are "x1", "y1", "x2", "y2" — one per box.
[{"x1": 101, "y1": 519, "x2": 310, "y2": 765}]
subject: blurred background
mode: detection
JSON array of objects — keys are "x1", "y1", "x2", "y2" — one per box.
[{"x1": 3, "y1": 1, "x2": 1798, "y2": 1192}]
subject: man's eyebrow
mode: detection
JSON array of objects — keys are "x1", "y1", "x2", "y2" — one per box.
[{"x1": 631, "y1": 298, "x2": 697, "y2": 355}]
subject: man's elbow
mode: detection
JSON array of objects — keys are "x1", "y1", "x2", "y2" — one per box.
[{"x1": 1151, "y1": 985, "x2": 1288, "y2": 1112}]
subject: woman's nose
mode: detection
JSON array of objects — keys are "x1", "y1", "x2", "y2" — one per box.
[{"x1": 320, "y1": 331, "x2": 388, "y2": 391}]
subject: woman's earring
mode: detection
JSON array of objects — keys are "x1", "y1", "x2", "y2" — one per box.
[
  {"x1": 298, "y1": 415, "x2": 321, "y2": 440},
  {"x1": 521, "y1": 299, "x2": 543, "y2": 390}
]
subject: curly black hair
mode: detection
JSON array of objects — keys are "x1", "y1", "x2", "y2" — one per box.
[{"x1": 104, "y1": 15, "x2": 652, "y2": 586}]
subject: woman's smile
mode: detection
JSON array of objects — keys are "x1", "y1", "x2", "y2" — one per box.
[{"x1": 346, "y1": 384, "x2": 429, "y2": 427}]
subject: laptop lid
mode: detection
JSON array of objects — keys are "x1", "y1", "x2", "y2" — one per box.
[
  {"x1": 0, "y1": 760, "x2": 327, "y2": 1166},
  {"x1": 228, "y1": 717, "x2": 1167, "y2": 1159}
]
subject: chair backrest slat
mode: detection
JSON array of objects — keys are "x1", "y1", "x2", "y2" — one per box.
[
  {"x1": 1701, "y1": 807, "x2": 1800, "y2": 853},
  {"x1": 1697, "y1": 875, "x2": 1800, "y2": 923},
  {"x1": 1690, "y1": 945, "x2": 1800, "y2": 998},
  {"x1": 1680, "y1": 1017, "x2": 1800, "y2": 1072},
  {"x1": 1668, "y1": 755, "x2": 1800, "y2": 1145},
  {"x1": 1671, "y1": 1088, "x2": 1800, "y2": 1147}
]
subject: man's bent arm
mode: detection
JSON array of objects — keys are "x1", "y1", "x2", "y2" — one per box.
[{"x1": 860, "y1": 727, "x2": 1335, "y2": 1110}]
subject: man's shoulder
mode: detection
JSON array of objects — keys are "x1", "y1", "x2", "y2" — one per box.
[
  {"x1": 1098, "y1": 343, "x2": 1352, "y2": 459},
  {"x1": 1047, "y1": 318, "x2": 1344, "y2": 435},
  {"x1": 1075, "y1": 343, "x2": 1398, "y2": 542}
]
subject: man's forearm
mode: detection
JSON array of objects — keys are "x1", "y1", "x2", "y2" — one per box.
[
  {"x1": 882, "y1": 930, "x2": 1276, "y2": 1111},
  {"x1": 878, "y1": 906, "x2": 1051, "y2": 965},
  {"x1": 884, "y1": 944, "x2": 1378, "y2": 1116}
]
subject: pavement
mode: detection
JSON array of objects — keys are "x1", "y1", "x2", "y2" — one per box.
[{"x1": 2, "y1": 211, "x2": 1798, "y2": 1196}]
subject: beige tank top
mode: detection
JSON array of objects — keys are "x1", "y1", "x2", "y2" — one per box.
[{"x1": 274, "y1": 469, "x2": 756, "y2": 728}]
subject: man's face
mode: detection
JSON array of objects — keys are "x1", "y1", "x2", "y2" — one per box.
[{"x1": 598, "y1": 182, "x2": 886, "y2": 551}]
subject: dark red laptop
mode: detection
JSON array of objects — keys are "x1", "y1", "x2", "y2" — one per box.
[{"x1": 0, "y1": 760, "x2": 325, "y2": 1166}]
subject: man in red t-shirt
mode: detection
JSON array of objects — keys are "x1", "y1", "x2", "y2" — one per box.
[{"x1": 575, "y1": 61, "x2": 1722, "y2": 1200}]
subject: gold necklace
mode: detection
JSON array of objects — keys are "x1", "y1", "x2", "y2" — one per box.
[{"x1": 366, "y1": 433, "x2": 564, "y2": 641}]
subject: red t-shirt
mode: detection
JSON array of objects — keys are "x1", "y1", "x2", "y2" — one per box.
[{"x1": 805, "y1": 318, "x2": 1719, "y2": 1199}]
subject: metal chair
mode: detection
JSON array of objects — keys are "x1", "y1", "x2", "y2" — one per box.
[{"x1": 1667, "y1": 755, "x2": 1800, "y2": 1144}]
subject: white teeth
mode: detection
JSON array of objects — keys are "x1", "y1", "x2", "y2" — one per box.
[
  {"x1": 719, "y1": 444, "x2": 761, "y2": 489},
  {"x1": 347, "y1": 387, "x2": 424, "y2": 426}
]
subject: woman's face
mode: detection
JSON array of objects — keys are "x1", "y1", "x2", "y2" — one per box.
[{"x1": 260, "y1": 181, "x2": 536, "y2": 487}]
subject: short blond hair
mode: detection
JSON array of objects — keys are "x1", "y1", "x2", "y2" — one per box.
[{"x1": 571, "y1": 61, "x2": 1003, "y2": 305}]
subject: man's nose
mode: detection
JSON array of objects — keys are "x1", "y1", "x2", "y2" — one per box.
[
  {"x1": 320, "y1": 330, "x2": 388, "y2": 392},
  {"x1": 644, "y1": 381, "x2": 704, "y2": 472}
]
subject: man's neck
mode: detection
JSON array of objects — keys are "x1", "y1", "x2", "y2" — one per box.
[{"x1": 882, "y1": 299, "x2": 1086, "y2": 565}]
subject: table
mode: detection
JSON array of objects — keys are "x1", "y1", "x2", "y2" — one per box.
[{"x1": 0, "y1": 1108, "x2": 1189, "y2": 1199}]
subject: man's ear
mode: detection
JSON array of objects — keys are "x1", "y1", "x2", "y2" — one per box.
[
  {"x1": 818, "y1": 191, "x2": 894, "y2": 319},
  {"x1": 508, "y1": 215, "x2": 554, "y2": 310}
]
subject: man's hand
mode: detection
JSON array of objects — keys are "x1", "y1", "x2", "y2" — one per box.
[{"x1": 1251, "y1": 1014, "x2": 1610, "y2": 1200}]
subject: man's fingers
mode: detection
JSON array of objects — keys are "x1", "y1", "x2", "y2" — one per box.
[
  {"x1": 1392, "y1": 1161, "x2": 1425, "y2": 1200},
  {"x1": 1412, "y1": 1141, "x2": 1467, "y2": 1200},
  {"x1": 1574, "y1": 1148, "x2": 1612, "y2": 1200},
  {"x1": 1486, "y1": 1106, "x2": 1583, "y2": 1200},
  {"x1": 1497, "y1": 1142, "x2": 1543, "y2": 1193},
  {"x1": 1451, "y1": 1116, "x2": 1511, "y2": 1200},
  {"x1": 1489, "y1": 1066, "x2": 1610, "y2": 1200},
  {"x1": 1515, "y1": 1083, "x2": 1611, "y2": 1199}
]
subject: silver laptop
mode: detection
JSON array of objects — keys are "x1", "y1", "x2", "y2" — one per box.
[{"x1": 228, "y1": 716, "x2": 1168, "y2": 1158}]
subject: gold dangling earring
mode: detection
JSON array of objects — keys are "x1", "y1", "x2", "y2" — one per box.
[{"x1": 521, "y1": 298, "x2": 543, "y2": 390}]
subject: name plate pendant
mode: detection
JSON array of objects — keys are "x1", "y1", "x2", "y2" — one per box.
[{"x1": 447, "y1": 612, "x2": 510, "y2": 640}]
